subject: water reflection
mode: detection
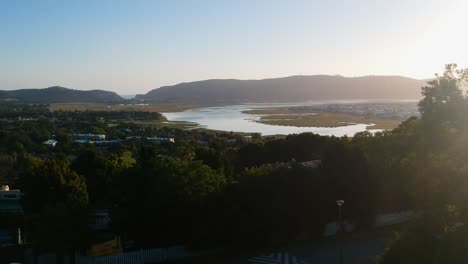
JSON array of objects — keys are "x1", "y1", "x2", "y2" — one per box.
[{"x1": 163, "y1": 103, "x2": 382, "y2": 136}]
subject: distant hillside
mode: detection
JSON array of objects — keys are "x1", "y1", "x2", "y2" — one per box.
[
  {"x1": 136, "y1": 75, "x2": 426, "y2": 104},
  {"x1": 0, "y1": 86, "x2": 124, "y2": 103}
]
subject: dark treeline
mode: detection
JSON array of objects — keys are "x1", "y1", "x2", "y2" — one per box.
[
  {"x1": 0, "y1": 103, "x2": 164, "y2": 121},
  {"x1": 0, "y1": 104, "x2": 379, "y2": 259},
  {"x1": 1, "y1": 64, "x2": 468, "y2": 263}
]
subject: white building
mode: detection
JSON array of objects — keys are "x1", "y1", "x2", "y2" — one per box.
[
  {"x1": 43, "y1": 139, "x2": 58, "y2": 147},
  {"x1": 0, "y1": 185, "x2": 22, "y2": 200},
  {"x1": 0, "y1": 185, "x2": 23, "y2": 215},
  {"x1": 146, "y1": 137, "x2": 175, "y2": 143},
  {"x1": 73, "y1": 133, "x2": 106, "y2": 143}
]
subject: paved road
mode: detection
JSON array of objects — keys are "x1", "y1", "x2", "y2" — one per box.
[
  {"x1": 246, "y1": 252, "x2": 310, "y2": 264},
  {"x1": 239, "y1": 237, "x2": 387, "y2": 264}
]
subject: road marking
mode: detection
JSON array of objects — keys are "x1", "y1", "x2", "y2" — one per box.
[
  {"x1": 247, "y1": 252, "x2": 310, "y2": 264},
  {"x1": 248, "y1": 253, "x2": 280, "y2": 264}
]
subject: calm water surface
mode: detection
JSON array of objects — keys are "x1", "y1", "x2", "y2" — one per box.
[{"x1": 163, "y1": 102, "x2": 385, "y2": 136}]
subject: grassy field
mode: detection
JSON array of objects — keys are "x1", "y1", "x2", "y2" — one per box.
[
  {"x1": 48, "y1": 103, "x2": 201, "y2": 129},
  {"x1": 244, "y1": 108, "x2": 403, "y2": 130},
  {"x1": 124, "y1": 120, "x2": 197, "y2": 129},
  {"x1": 49, "y1": 102, "x2": 201, "y2": 113}
]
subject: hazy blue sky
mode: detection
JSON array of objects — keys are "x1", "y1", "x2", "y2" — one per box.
[{"x1": 1, "y1": 0, "x2": 467, "y2": 94}]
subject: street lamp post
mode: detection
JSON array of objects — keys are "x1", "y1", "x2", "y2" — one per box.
[{"x1": 336, "y1": 200, "x2": 344, "y2": 264}]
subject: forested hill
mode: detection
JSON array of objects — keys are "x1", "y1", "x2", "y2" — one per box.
[
  {"x1": 0, "y1": 86, "x2": 124, "y2": 103},
  {"x1": 136, "y1": 75, "x2": 426, "y2": 104}
]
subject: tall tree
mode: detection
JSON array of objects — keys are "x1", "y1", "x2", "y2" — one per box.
[{"x1": 20, "y1": 157, "x2": 90, "y2": 264}]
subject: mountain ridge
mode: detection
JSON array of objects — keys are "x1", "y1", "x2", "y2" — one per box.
[
  {"x1": 0, "y1": 86, "x2": 124, "y2": 103},
  {"x1": 1, "y1": 75, "x2": 428, "y2": 105},
  {"x1": 136, "y1": 75, "x2": 427, "y2": 104}
]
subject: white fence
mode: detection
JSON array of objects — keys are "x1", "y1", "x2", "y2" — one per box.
[{"x1": 78, "y1": 246, "x2": 191, "y2": 264}]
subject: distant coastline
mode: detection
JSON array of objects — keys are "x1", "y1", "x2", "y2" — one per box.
[{"x1": 120, "y1": 94, "x2": 136, "y2": 99}]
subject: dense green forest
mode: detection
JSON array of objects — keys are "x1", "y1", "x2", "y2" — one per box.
[{"x1": 1, "y1": 64, "x2": 467, "y2": 263}]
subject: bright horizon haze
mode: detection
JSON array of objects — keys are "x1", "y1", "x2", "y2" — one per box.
[{"x1": 2, "y1": 0, "x2": 467, "y2": 94}]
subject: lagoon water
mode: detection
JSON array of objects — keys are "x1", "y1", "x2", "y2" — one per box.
[{"x1": 163, "y1": 102, "x2": 383, "y2": 136}]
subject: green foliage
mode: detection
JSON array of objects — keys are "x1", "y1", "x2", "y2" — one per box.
[
  {"x1": 72, "y1": 149, "x2": 115, "y2": 202},
  {"x1": 14, "y1": 156, "x2": 91, "y2": 259},
  {"x1": 28, "y1": 203, "x2": 92, "y2": 253},
  {"x1": 20, "y1": 156, "x2": 89, "y2": 212},
  {"x1": 111, "y1": 154, "x2": 226, "y2": 247},
  {"x1": 111, "y1": 150, "x2": 136, "y2": 170},
  {"x1": 379, "y1": 223, "x2": 438, "y2": 264},
  {"x1": 419, "y1": 64, "x2": 467, "y2": 123},
  {"x1": 230, "y1": 162, "x2": 329, "y2": 244},
  {"x1": 378, "y1": 64, "x2": 468, "y2": 263},
  {"x1": 379, "y1": 206, "x2": 465, "y2": 264},
  {"x1": 4, "y1": 65, "x2": 468, "y2": 257}
]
